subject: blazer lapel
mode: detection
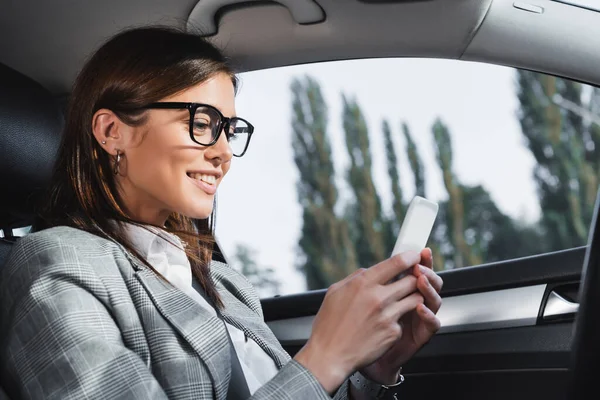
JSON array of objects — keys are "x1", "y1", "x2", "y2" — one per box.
[
  {"x1": 219, "y1": 288, "x2": 291, "y2": 369},
  {"x1": 209, "y1": 260, "x2": 292, "y2": 369},
  {"x1": 133, "y1": 266, "x2": 231, "y2": 400}
]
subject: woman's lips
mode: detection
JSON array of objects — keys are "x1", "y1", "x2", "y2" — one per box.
[{"x1": 187, "y1": 173, "x2": 217, "y2": 195}]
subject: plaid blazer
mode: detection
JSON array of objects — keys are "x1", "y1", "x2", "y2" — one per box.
[{"x1": 0, "y1": 226, "x2": 350, "y2": 400}]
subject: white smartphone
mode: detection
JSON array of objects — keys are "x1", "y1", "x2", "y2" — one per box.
[{"x1": 391, "y1": 196, "x2": 439, "y2": 280}]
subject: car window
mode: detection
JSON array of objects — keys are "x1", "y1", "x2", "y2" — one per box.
[
  {"x1": 0, "y1": 226, "x2": 31, "y2": 238},
  {"x1": 215, "y1": 58, "x2": 600, "y2": 298}
]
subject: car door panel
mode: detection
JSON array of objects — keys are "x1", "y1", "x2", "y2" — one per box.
[{"x1": 260, "y1": 246, "x2": 585, "y2": 399}]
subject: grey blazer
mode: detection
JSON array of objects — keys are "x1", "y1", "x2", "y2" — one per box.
[{"x1": 0, "y1": 226, "x2": 350, "y2": 400}]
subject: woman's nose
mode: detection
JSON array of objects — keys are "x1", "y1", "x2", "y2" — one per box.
[{"x1": 207, "y1": 127, "x2": 233, "y2": 162}]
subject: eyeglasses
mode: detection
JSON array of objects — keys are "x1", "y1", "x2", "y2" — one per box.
[{"x1": 142, "y1": 102, "x2": 254, "y2": 157}]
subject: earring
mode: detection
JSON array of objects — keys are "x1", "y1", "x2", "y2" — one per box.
[
  {"x1": 114, "y1": 150, "x2": 122, "y2": 175},
  {"x1": 101, "y1": 140, "x2": 106, "y2": 144}
]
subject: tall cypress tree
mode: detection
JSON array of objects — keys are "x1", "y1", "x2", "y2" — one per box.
[
  {"x1": 382, "y1": 119, "x2": 405, "y2": 250},
  {"x1": 432, "y1": 118, "x2": 479, "y2": 268},
  {"x1": 516, "y1": 71, "x2": 600, "y2": 251},
  {"x1": 430, "y1": 118, "x2": 546, "y2": 269},
  {"x1": 342, "y1": 95, "x2": 387, "y2": 268},
  {"x1": 398, "y1": 122, "x2": 446, "y2": 270},
  {"x1": 403, "y1": 122, "x2": 426, "y2": 198},
  {"x1": 291, "y1": 76, "x2": 358, "y2": 289}
]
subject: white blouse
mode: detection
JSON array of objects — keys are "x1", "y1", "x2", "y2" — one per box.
[{"x1": 125, "y1": 224, "x2": 279, "y2": 394}]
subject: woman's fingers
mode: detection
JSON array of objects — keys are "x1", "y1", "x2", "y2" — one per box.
[
  {"x1": 416, "y1": 274, "x2": 442, "y2": 314},
  {"x1": 366, "y1": 251, "x2": 421, "y2": 285},
  {"x1": 389, "y1": 292, "x2": 424, "y2": 321},
  {"x1": 420, "y1": 248, "x2": 433, "y2": 269},
  {"x1": 416, "y1": 303, "x2": 442, "y2": 333},
  {"x1": 382, "y1": 274, "x2": 418, "y2": 303},
  {"x1": 414, "y1": 264, "x2": 443, "y2": 293}
]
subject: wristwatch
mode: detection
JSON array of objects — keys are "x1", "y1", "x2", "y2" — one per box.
[{"x1": 349, "y1": 368, "x2": 404, "y2": 399}]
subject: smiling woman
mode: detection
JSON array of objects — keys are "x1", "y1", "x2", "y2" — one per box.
[
  {"x1": 36, "y1": 27, "x2": 242, "y2": 306},
  {"x1": 0, "y1": 26, "x2": 444, "y2": 400}
]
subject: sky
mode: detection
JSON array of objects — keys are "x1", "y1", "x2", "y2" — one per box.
[{"x1": 215, "y1": 58, "x2": 542, "y2": 296}]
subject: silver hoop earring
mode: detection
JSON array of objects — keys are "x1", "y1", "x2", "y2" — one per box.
[{"x1": 114, "y1": 150, "x2": 122, "y2": 175}]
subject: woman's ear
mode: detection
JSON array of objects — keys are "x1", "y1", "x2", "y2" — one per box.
[{"x1": 92, "y1": 108, "x2": 126, "y2": 156}]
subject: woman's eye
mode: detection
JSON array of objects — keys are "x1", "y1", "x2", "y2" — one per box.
[{"x1": 192, "y1": 121, "x2": 211, "y2": 135}]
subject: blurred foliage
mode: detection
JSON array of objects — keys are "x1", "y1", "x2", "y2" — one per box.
[{"x1": 281, "y1": 71, "x2": 600, "y2": 290}]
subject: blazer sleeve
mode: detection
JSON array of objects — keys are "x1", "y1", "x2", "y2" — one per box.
[
  {"x1": 248, "y1": 359, "x2": 350, "y2": 400},
  {"x1": 0, "y1": 232, "x2": 351, "y2": 400},
  {"x1": 0, "y1": 234, "x2": 169, "y2": 400}
]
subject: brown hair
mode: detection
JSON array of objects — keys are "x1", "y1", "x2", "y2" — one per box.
[{"x1": 36, "y1": 26, "x2": 238, "y2": 307}]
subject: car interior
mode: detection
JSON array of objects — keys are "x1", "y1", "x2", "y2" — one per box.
[{"x1": 2, "y1": 0, "x2": 600, "y2": 399}]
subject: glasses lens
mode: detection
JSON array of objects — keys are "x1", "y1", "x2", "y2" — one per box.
[
  {"x1": 192, "y1": 106, "x2": 221, "y2": 145},
  {"x1": 227, "y1": 118, "x2": 251, "y2": 156}
]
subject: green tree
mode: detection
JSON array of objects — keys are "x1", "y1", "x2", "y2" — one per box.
[
  {"x1": 432, "y1": 118, "x2": 478, "y2": 268},
  {"x1": 430, "y1": 117, "x2": 547, "y2": 269},
  {"x1": 342, "y1": 95, "x2": 388, "y2": 268},
  {"x1": 403, "y1": 122, "x2": 426, "y2": 198},
  {"x1": 382, "y1": 119, "x2": 405, "y2": 250},
  {"x1": 233, "y1": 244, "x2": 281, "y2": 297},
  {"x1": 382, "y1": 120, "x2": 444, "y2": 270},
  {"x1": 516, "y1": 71, "x2": 600, "y2": 251},
  {"x1": 434, "y1": 184, "x2": 546, "y2": 268},
  {"x1": 291, "y1": 76, "x2": 358, "y2": 289},
  {"x1": 401, "y1": 122, "x2": 446, "y2": 270},
  {"x1": 461, "y1": 185, "x2": 545, "y2": 261}
]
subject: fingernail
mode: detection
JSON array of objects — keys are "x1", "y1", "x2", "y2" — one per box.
[{"x1": 419, "y1": 265, "x2": 428, "y2": 273}]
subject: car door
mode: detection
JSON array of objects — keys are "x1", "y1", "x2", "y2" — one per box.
[{"x1": 260, "y1": 246, "x2": 582, "y2": 400}]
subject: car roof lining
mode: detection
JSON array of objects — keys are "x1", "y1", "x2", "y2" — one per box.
[
  {"x1": 0, "y1": 0, "x2": 598, "y2": 95},
  {"x1": 206, "y1": 0, "x2": 493, "y2": 72},
  {"x1": 463, "y1": 0, "x2": 600, "y2": 87}
]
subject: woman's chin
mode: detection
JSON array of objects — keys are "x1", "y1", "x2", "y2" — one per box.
[{"x1": 179, "y1": 204, "x2": 213, "y2": 220}]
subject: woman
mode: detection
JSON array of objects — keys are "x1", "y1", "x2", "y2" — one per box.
[{"x1": 0, "y1": 26, "x2": 443, "y2": 399}]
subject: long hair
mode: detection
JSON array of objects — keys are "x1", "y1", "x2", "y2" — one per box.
[{"x1": 36, "y1": 26, "x2": 238, "y2": 307}]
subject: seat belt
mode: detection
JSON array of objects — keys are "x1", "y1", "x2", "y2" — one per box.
[{"x1": 191, "y1": 278, "x2": 251, "y2": 400}]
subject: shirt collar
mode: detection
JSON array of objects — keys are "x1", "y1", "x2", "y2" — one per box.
[
  {"x1": 124, "y1": 223, "x2": 192, "y2": 289},
  {"x1": 125, "y1": 223, "x2": 181, "y2": 256}
]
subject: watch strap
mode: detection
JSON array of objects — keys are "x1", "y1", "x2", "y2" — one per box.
[{"x1": 350, "y1": 369, "x2": 404, "y2": 399}]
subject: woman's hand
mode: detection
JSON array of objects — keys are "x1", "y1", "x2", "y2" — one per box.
[
  {"x1": 294, "y1": 251, "x2": 425, "y2": 394},
  {"x1": 360, "y1": 248, "x2": 443, "y2": 384}
]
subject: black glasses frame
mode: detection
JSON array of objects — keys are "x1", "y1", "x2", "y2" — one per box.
[{"x1": 142, "y1": 102, "x2": 254, "y2": 157}]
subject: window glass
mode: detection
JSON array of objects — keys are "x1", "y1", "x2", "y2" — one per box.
[
  {"x1": 0, "y1": 226, "x2": 31, "y2": 238},
  {"x1": 216, "y1": 58, "x2": 600, "y2": 298}
]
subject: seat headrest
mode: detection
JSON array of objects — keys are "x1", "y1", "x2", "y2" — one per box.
[{"x1": 0, "y1": 63, "x2": 63, "y2": 230}]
